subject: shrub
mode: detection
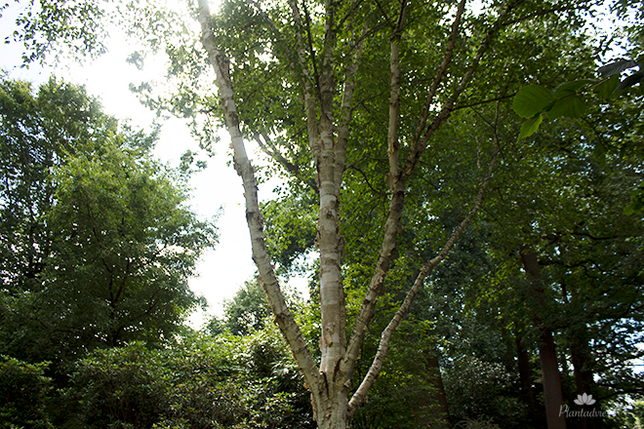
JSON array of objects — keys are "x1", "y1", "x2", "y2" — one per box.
[{"x1": 0, "y1": 355, "x2": 53, "y2": 429}]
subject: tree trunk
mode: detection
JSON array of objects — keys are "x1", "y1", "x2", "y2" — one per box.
[
  {"x1": 424, "y1": 353, "x2": 452, "y2": 429},
  {"x1": 570, "y1": 334, "x2": 596, "y2": 429},
  {"x1": 520, "y1": 245, "x2": 566, "y2": 429},
  {"x1": 570, "y1": 337, "x2": 593, "y2": 397},
  {"x1": 317, "y1": 395, "x2": 349, "y2": 429},
  {"x1": 196, "y1": 0, "x2": 504, "y2": 426},
  {"x1": 539, "y1": 328, "x2": 566, "y2": 429},
  {"x1": 195, "y1": 0, "x2": 325, "y2": 415}
]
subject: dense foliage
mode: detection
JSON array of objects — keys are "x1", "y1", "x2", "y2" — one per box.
[
  {"x1": 0, "y1": 78, "x2": 217, "y2": 367},
  {"x1": 0, "y1": 355, "x2": 53, "y2": 429},
  {"x1": 61, "y1": 331, "x2": 312, "y2": 429}
]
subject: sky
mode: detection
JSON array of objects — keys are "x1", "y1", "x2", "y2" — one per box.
[{"x1": 0, "y1": 1, "x2": 307, "y2": 328}]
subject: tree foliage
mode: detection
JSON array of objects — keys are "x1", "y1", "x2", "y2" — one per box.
[
  {"x1": 0, "y1": 77, "x2": 217, "y2": 365},
  {"x1": 0, "y1": 355, "x2": 53, "y2": 429},
  {"x1": 62, "y1": 331, "x2": 312, "y2": 429},
  {"x1": 1, "y1": 0, "x2": 107, "y2": 64}
]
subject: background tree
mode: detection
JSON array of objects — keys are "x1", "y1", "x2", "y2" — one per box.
[
  {"x1": 433, "y1": 93, "x2": 644, "y2": 428},
  {"x1": 0, "y1": 77, "x2": 217, "y2": 367},
  {"x1": 0, "y1": 77, "x2": 109, "y2": 295}
]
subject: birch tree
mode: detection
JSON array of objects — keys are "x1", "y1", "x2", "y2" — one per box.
[{"x1": 189, "y1": 0, "x2": 596, "y2": 427}]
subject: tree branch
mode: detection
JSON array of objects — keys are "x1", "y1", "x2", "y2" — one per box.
[
  {"x1": 348, "y1": 141, "x2": 500, "y2": 418},
  {"x1": 253, "y1": 132, "x2": 300, "y2": 176},
  {"x1": 454, "y1": 93, "x2": 517, "y2": 111},
  {"x1": 346, "y1": 163, "x2": 387, "y2": 197},
  {"x1": 289, "y1": 0, "x2": 322, "y2": 164},
  {"x1": 335, "y1": 23, "x2": 368, "y2": 195},
  {"x1": 410, "y1": 0, "x2": 468, "y2": 155},
  {"x1": 253, "y1": 132, "x2": 319, "y2": 191},
  {"x1": 195, "y1": 0, "x2": 321, "y2": 409},
  {"x1": 341, "y1": 0, "x2": 408, "y2": 382}
]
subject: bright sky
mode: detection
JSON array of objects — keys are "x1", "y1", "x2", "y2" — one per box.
[{"x1": 0, "y1": 2, "x2": 307, "y2": 328}]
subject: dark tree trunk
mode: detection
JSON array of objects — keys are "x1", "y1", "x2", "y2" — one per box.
[
  {"x1": 538, "y1": 328, "x2": 567, "y2": 429},
  {"x1": 520, "y1": 245, "x2": 566, "y2": 429},
  {"x1": 570, "y1": 335, "x2": 596, "y2": 429},
  {"x1": 422, "y1": 353, "x2": 452, "y2": 429}
]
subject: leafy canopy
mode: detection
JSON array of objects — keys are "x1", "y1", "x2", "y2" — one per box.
[{"x1": 0, "y1": 77, "x2": 217, "y2": 363}]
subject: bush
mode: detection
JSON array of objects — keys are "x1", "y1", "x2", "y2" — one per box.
[
  {"x1": 64, "y1": 335, "x2": 313, "y2": 429},
  {"x1": 65, "y1": 344, "x2": 171, "y2": 429},
  {"x1": 0, "y1": 355, "x2": 53, "y2": 429}
]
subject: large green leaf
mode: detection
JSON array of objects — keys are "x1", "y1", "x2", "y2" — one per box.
[
  {"x1": 547, "y1": 94, "x2": 587, "y2": 119},
  {"x1": 618, "y1": 70, "x2": 644, "y2": 90},
  {"x1": 554, "y1": 79, "x2": 595, "y2": 96},
  {"x1": 597, "y1": 59, "x2": 637, "y2": 77},
  {"x1": 518, "y1": 114, "x2": 543, "y2": 139},
  {"x1": 512, "y1": 85, "x2": 553, "y2": 118},
  {"x1": 595, "y1": 75, "x2": 620, "y2": 99}
]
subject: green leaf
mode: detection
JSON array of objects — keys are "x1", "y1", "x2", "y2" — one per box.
[
  {"x1": 625, "y1": 186, "x2": 644, "y2": 215},
  {"x1": 595, "y1": 75, "x2": 620, "y2": 99},
  {"x1": 617, "y1": 70, "x2": 644, "y2": 90},
  {"x1": 518, "y1": 114, "x2": 543, "y2": 139},
  {"x1": 554, "y1": 79, "x2": 595, "y2": 96},
  {"x1": 547, "y1": 94, "x2": 586, "y2": 119},
  {"x1": 597, "y1": 59, "x2": 637, "y2": 77},
  {"x1": 512, "y1": 85, "x2": 553, "y2": 118}
]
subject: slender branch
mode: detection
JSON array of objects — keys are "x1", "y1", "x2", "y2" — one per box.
[
  {"x1": 247, "y1": 0, "x2": 282, "y2": 40},
  {"x1": 303, "y1": 0, "x2": 321, "y2": 99},
  {"x1": 597, "y1": 387, "x2": 644, "y2": 401},
  {"x1": 406, "y1": 0, "x2": 523, "y2": 178},
  {"x1": 335, "y1": 23, "x2": 368, "y2": 195},
  {"x1": 343, "y1": 0, "x2": 471, "y2": 380},
  {"x1": 318, "y1": 0, "x2": 337, "y2": 128},
  {"x1": 336, "y1": 0, "x2": 366, "y2": 31},
  {"x1": 341, "y1": 0, "x2": 408, "y2": 380},
  {"x1": 346, "y1": 164, "x2": 387, "y2": 197},
  {"x1": 387, "y1": 0, "x2": 407, "y2": 183},
  {"x1": 410, "y1": 0, "x2": 468, "y2": 154},
  {"x1": 253, "y1": 132, "x2": 301, "y2": 176},
  {"x1": 254, "y1": 132, "x2": 319, "y2": 191},
  {"x1": 348, "y1": 141, "x2": 500, "y2": 418},
  {"x1": 351, "y1": 90, "x2": 389, "y2": 113},
  {"x1": 454, "y1": 93, "x2": 516, "y2": 111},
  {"x1": 372, "y1": 0, "x2": 394, "y2": 29},
  {"x1": 289, "y1": 0, "x2": 322, "y2": 163}
]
